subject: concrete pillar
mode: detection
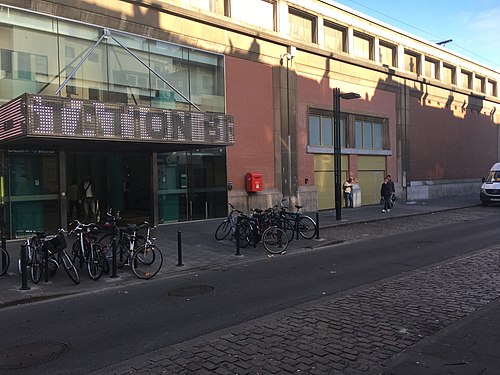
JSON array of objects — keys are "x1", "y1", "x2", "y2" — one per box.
[{"x1": 374, "y1": 37, "x2": 380, "y2": 63}]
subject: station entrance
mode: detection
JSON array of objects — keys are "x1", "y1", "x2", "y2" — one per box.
[
  {"x1": 0, "y1": 94, "x2": 234, "y2": 239},
  {"x1": 66, "y1": 152, "x2": 152, "y2": 224}
]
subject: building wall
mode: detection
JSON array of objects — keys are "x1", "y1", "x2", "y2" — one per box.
[
  {"x1": 225, "y1": 55, "x2": 281, "y2": 209},
  {"x1": 3, "y1": 0, "x2": 500, "y2": 211},
  {"x1": 410, "y1": 96, "x2": 498, "y2": 180}
]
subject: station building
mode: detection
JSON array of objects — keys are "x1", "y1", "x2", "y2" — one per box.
[{"x1": 0, "y1": 0, "x2": 498, "y2": 238}]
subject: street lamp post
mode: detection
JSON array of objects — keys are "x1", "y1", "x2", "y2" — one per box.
[
  {"x1": 333, "y1": 88, "x2": 360, "y2": 220},
  {"x1": 281, "y1": 51, "x2": 295, "y2": 202}
]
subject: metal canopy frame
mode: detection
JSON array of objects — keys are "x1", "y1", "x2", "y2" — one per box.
[{"x1": 54, "y1": 28, "x2": 202, "y2": 112}]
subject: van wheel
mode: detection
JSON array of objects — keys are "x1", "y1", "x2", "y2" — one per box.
[{"x1": 481, "y1": 200, "x2": 489, "y2": 206}]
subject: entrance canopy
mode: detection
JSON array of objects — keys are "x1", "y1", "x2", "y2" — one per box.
[{"x1": 0, "y1": 93, "x2": 234, "y2": 149}]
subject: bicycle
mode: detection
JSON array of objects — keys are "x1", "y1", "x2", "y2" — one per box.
[
  {"x1": 277, "y1": 199, "x2": 317, "y2": 240},
  {"x1": 20, "y1": 229, "x2": 80, "y2": 284},
  {"x1": 68, "y1": 220, "x2": 107, "y2": 280},
  {"x1": 99, "y1": 210, "x2": 163, "y2": 279},
  {"x1": 18, "y1": 231, "x2": 49, "y2": 283},
  {"x1": 237, "y1": 207, "x2": 290, "y2": 254},
  {"x1": 215, "y1": 203, "x2": 242, "y2": 241},
  {"x1": 0, "y1": 241, "x2": 9, "y2": 277}
]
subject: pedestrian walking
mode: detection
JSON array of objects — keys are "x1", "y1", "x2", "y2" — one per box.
[
  {"x1": 387, "y1": 174, "x2": 396, "y2": 208},
  {"x1": 380, "y1": 177, "x2": 392, "y2": 213}
]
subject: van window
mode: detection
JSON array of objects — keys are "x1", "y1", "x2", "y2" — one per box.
[{"x1": 485, "y1": 170, "x2": 500, "y2": 182}]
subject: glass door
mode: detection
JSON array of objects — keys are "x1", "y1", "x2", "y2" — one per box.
[
  {"x1": 3, "y1": 150, "x2": 60, "y2": 238},
  {"x1": 157, "y1": 147, "x2": 227, "y2": 223}
]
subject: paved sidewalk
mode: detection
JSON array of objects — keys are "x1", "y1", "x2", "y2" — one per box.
[
  {"x1": 95, "y1": 244, "x2": 500, "y2": 375},
  {"x1": 0, "y1": 194, "x2": 480, "y2": 308},
  {"x1": 4, "y1": 193, "x2": 500, "y2": 374}
]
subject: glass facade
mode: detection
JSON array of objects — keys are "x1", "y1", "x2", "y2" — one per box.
[
  {"x1": 309, "y1": 114, "x2": 346, "y2": 148},
  {"x1": 2, "y1": 151, "x2": 60, "y2": 238},
  {"x1": 0, "y1": 7, "x2": 225, "y2": 112},
  {"x1": 157, "y1": 148, "x2": 227, "y2": 223},
  {"x1": 0, "y1": 6, "x2": 229, "y2": 237}
]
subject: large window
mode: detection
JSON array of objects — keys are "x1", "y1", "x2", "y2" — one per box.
[
  {"x1": 309, "y1": 114, "x2": 346, "y2": 148},
  {"x1": 230, "y1": 0, "x2": 275, "y2": 30},
  {"x1": 182, "y1": 0, "x2": 225, "y2": 14},
  {"x1": 424, "y1": 57, "x2": 438, "y2": 79},
  {"x1": 442, "y1": 64, "x2": 455, "y2": 85},
  {"x1": 353, "y1": 32, "x2": 373, "y2": 60},
  {"x1": 355, "y1": 119, "x2": 383, "y2": 149},
  {"x1": 379, "y1": 41, "x2": 396, "y2": 67},
  {"x1": 475, "y1": 75, "x2": 486, "y2": 93},
  {"x1": 487, "y1": 79, "x2": 497, "y2": 97},
  {"x1": 461, "y1": 70, "x2": 472, "y2": 89},
  {"x1": 404, "y1": 51, "x2": 420, "y2": 74},
  {"x1": 324, "y1": 21, "x2": 346, "y2": 52},
  {"x1": 289, "y1": 8, "x2": 316, "y2": 43},
  {"x1": 0, "y1": 6, "x2": 226, "y2": 113}
]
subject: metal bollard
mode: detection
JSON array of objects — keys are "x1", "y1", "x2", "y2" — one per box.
[
  {"x1": 235, "y1": 216, "x2": 241, "y2": 256},
  {"x1": 177, "y1": 231, "x2": 184, "y2": 266},
  {"x1": 19, "y1": 244, "x2": 30, "y2": 290},
  {"x1": 315, "y1": 212, "x2": 320, "y2": 239},
  {"x1": 110, "y1": 235, "x2": 118, "y2": 278}
]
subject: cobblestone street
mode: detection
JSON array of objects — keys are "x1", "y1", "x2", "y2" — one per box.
[{"x1": 99, "y1": 207, "x2": 500, "y2": 375}]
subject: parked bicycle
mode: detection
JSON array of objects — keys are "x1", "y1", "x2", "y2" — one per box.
[
  {"x1": 215, "y1": 203, "x2": 242, "y2": 241},
  {"x1": 99, "y1": 209, "x2": 163, "y2": 279},
  {"x1": 0, "y1": 240, "x2": 9, "y2": 277},
  {"x1": 237, "y1": 207, "x2": 290, "y2": 254},
  {"x1": 19, "y1": 229, "x2": 79, "y2": 284},
  {"x1": 276, "y1": 199, "x2": 317, "y2": 240},
  {"x1": 44, "y1": 229, "x2": 80, "y2": 284},
  {"x1": 68, "y1": 220, "x2": 107, "y2": 280},
  {"x1": 18, "y1": 231, "x2": 48, "y2": 283}
]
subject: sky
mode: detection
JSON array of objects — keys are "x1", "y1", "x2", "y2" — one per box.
[{"x1": 331, "y1": 0, "x2": 500, "y2": 71}]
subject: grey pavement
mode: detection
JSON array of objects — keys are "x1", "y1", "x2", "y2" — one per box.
[
  {"x1": 0, "y1": 194, "x2": 480, "y2": 308},
  {"x1": 3, "y1": 193, "x2": 500, "y2": 374}
]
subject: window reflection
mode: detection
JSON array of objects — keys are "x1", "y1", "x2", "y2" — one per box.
[{"x1": 0, "y1": 6, "x2": 225, "y2": 113}]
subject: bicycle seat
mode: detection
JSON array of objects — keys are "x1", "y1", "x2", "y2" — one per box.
[
  {"x1": 295, "y1": 205, "x2": 303, "y2": 210},
  {"x1": 126, "y1": 223, "x2": 139, "y2": 232}
]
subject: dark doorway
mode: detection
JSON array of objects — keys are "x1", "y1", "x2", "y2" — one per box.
[{"x1": 66, "y1": 152, "x2": 151, "y2": 223}]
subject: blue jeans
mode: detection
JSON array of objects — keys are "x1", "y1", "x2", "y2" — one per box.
[
  {"x1": 383, "y1": 196, "x2": 391, "y2": 210},
  {"x1": 344, "y1": 192, "x2": 353, "y2": 208}
]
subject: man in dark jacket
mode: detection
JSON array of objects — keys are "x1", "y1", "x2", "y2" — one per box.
[
  {"x1": 387, "y1": 174, "x2": 396, "y2": 208},
  {"x1": 380, "y1": 177, "x2": 392, "y2": 213}
]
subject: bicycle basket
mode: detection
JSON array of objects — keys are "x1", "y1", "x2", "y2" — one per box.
[{"x1": 44, "y1": 233, "x2": 67, "y2": 254}]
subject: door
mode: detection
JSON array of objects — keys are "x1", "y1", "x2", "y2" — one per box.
[{"x1": 3, "y1": 150, "x2": 60, "y2": 238}]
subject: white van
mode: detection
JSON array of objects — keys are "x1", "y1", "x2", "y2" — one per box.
[{"x1": 480, "y1": 163, "x2": 500, "y2": 206}]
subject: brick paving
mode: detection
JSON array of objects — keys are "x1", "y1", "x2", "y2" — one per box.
[{"x1": 101, "y1": 242, "x2": 500, "y2": 375}]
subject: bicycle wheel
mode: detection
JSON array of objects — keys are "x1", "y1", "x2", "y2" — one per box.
[
  {"x1": 279, "y1": 217, "x2": 295, "y2": 241},
  {"x1": 215, "y1": 219, "x2": 231, "y2": 240},
  {"x1": 131, "y1": 244, "x2": 163, "y2": 279},
  {"x1": 71, "y1": 240, "x2": 85, "y2": 269},
  {"x1": 298, "y1": 216, "x2": 317, "y2": 239},
  {"x1": 86, "y1": 244, "x2": 103, "y2": 280},
  {"x1": 60, "y1": 251, "x2": 80, "y2": 284},
  {"x1": 262, "y1": 226, "x2": 289, "y2": 254},
  {"x1": 236, "y1": 219, "x2": 252, "y2": 248},
  {"x1": 99, "y1": 233, "x2": 128, "y2": 268},
  {"x1": 97, "y1": 233, "x2": 113, "y2": 257},
  {"x1": 0, "y1": 247, "x2": 10, "y2": 276},
  {"x1": 30, "y1": 246, "x2": 43, "y2": 283}
]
